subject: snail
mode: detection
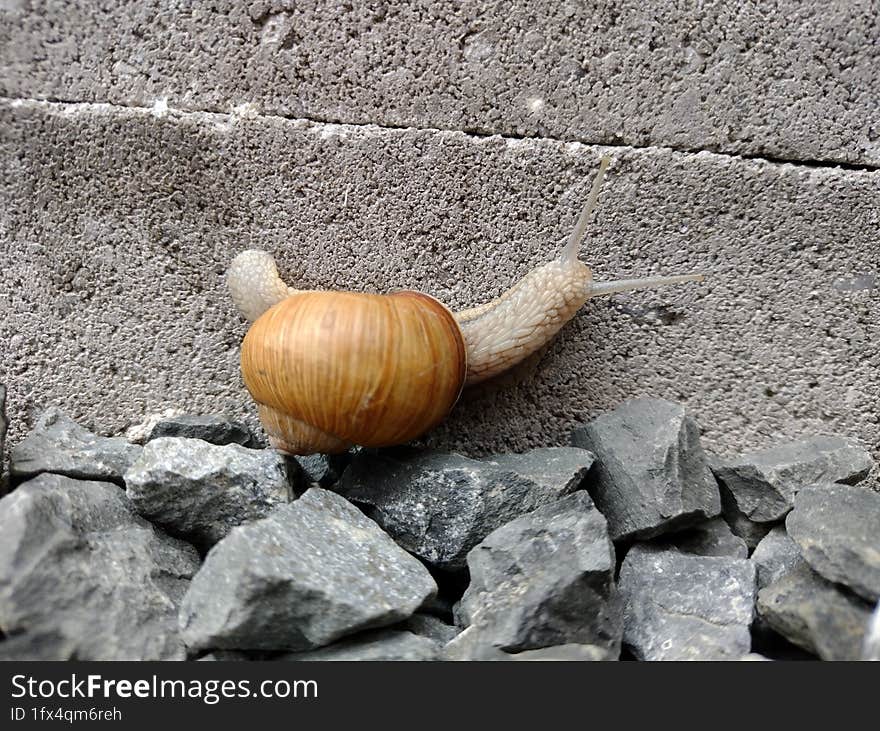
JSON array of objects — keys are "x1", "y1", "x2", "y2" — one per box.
[{"x1": 227, "y1": 157, "x2": 703, "y2": 455}]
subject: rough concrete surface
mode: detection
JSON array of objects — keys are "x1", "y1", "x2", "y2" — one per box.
[
  {"x1": 0, "y1": 95, "x2": 877, "y2": 460},
  {"x1": 1, "y1": 2, "x2": 879, "y2": 166}
]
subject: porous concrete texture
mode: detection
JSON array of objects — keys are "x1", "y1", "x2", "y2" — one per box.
[
  {"x1": 1, "y1": 1, "x2": 878, "y2": 166},
  {"x1": 1, "y1": 2, "x2": 878, "y2": 461}
]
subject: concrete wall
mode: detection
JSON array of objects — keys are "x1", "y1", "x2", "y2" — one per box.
[
  {"x1": 1, "y1": 1, "x2": 878, "y2": 459},
  {"x1": 3, "y1": 1, "x2": 879, "y2": 165}
]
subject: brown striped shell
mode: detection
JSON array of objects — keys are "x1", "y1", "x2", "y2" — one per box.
[{"x1": 240, "y1": 289, "x2": 466, "y2": 454}]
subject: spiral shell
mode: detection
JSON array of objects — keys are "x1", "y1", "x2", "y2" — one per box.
[{"x1": 240, "y1": 289, "x2": 466, "y2": 454}]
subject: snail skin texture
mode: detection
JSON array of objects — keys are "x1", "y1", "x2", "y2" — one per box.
[{"x1": 228, "y1": 157, "x2": 704, "y2": 455}]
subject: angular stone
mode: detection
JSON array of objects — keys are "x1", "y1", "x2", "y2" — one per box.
[
  {"x1": 751, "y1": 526, "x2": 807, "y2": 591},
  {"x1": 0, "y1": 474, "x2": 200, "y2": 660},
  {"x1": 10, "y1": 408, "x2": 142, "y2": 485},
  {"x1": 148, "y1": 413, "x2": 256, "y2": 447},
  {"x1": 863, "y1": 603, "x2": 880, "y2": 661},
  {"x1": 661, "y1": 517, "x2": 748, "y2": 559},
  {"x1": 719, "y1": 489, "x2": 775, "y2": 551},
  {"x1": 284, "y1": 630, "x2": 441, "y2": 661},
  {"x1": 296, "y1": 452, "x2": 354, "y2": 488},
  {"x1": 749, "y1": 525, "x2": 808, "y2": 638},
  {"x1": 571, "y1": 398, "x2": 721, "y2": 541},
  {"x1": 511, "y1": 644, "x2": 613, "y2": 661},
  {"x1": 0, "y1": 630, "x2": 79, "y2": 662},
  {"x1": 442, "y1": 627, "x2": 507, "y2": 661},
  {"x1": 711, "y1": 436, "x2": 874, "y2": 523},
  {"x1": 335, "y1": 447, "x2": 592, "y2": 571},
  {"x1": 180, "y1": 488, "x2": 437, "y2": 652},
  {"x1": 124, "y1": 437, "x2": 294, "y2": 550},
  {"x1": 511, "y1": 644, "x2": 617, "y2": 662},
  {"x1": 757, "y1": 564, "x2": 872, "y2": 661},
  {"x1": 620, "y1": 545, "x2": 756, "y2": 661},
  {"x1": 196, "y1": 650, "x2": 253, "y2": 662},
  {"x1": 456, "y1": 493, "x2": 621, "y2": 653},
  {"x1": 124, "y1": 409, "x2": 186, "y2": 445},
  {"x1": 404, "y1": 614, "x2": 460, "y2": 645},
  {"x1": 443, "y1": 627, "x2": 614, "y2": 661},
  {"x1": 481, "y1": 447, "x2": 595, "y2": 494},
  {"x1": 786, "y1": 482, "x2": 880, "y2": 602}
]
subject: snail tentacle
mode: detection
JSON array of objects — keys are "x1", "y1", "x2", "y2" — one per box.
[
  {"x1": 453, "y1": 156, "x2": 704, "y2": 384},
  {"x1": 560, "y1": 155, "x2": 610, "y2": 264}
]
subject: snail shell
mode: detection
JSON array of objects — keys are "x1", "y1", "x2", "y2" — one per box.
[{"x1": 240, "y1": 290, "x2": 465, "y2": 454}]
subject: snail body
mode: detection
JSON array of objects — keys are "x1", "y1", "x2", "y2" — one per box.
[{"x1": 228, "y1": 157, "x2": 703, "y2": 455}]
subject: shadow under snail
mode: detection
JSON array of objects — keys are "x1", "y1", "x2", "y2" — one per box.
[{"x1": 227, "y1": 157, "x2": 704, "y2": 455}]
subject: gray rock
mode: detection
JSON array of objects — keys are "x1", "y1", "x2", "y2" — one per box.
[
  {"x1": 0, "y1": 630, "x2": 78, "y2": 662},
  {"x1": 443, "y1": 627, "x2": 614, "y2": 661},
  {"x1": 124, "y1": 409, "x2": 187, "y2": 445},
  {"x1": 124, "y1": 437, "x2": 294, "y2": 550},
  {"x1": 148, "y1": 413, "x2": 256, "y2": 447},
  {"x1": 620, "y1": 545, "x2": 756, "y2": 661},
  {"x1": 443, "y1": 627, "x2": 510, "y2": 660},
  {"x1": 571, "y1": 398, "x2": 720, "y2": 541},
  {"x1": 404, "y1": 614, "x2": 460, "y2": 644},
  {"x1": 712, "y1": 436, "x2": 874, "y2": 523},
  {"x1": 661, "y1": 517, "x2": 749, "y2": 559},
  {"x1": 719, "y1": 489, "x2": 775, "y2": 551},
  {"x1": 180, "y1": 487, "x2": 437, "y2": 652},
  {"x1": 10, "y1": 408, "x2": 142, "y2": 485},
  {"x1": 456, "y1": 492, "x2": 621, "y2": 653},
  {"x1": 481, "y1": 447, "x2": 594, "y2": 494},
  {"x1": 749, "y1": 525, "x2": 809, "y2": 636},
  {"x1": 284, "y1": 630, "x2": 441, "y2": 661},
  {"x1": 0, "y1": 474, "x2": 200, "y2": 660},
  {"x1": 751, "y1": 526, "x2": 808, "y2": 591},
  {"x1": 196, "y1": 650, "x2": 253, "y2": 662},
  {"x1": 511, "y1": 644, "x2": 613, "y2": 661},
  {"x1": 786, "y1": 482, "x2": 880, "y2": 602},
  {"x1": 296, "y1": 452, "x2": 354, "y2": 488},
  {"x1": 863, "y1": 603, "x2": 880, "y2": 661},
  {"x1": 334, "y1": 447, "x2": 593, "y2": 571},
  {"x1": 757, "y1": 564, "x2": 872, "y2": 661}
]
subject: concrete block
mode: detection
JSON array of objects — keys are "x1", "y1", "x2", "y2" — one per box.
[
  {"x1": 1, "y1": 1, "x2": 878, "y2": 166},
  {"x1": 0, "y1": 98, "x2": 877, "y2": 461}
]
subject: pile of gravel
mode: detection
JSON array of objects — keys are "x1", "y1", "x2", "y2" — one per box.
[{"x1": 0, "y1": 394, "x2": 877, "y2": 661}]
